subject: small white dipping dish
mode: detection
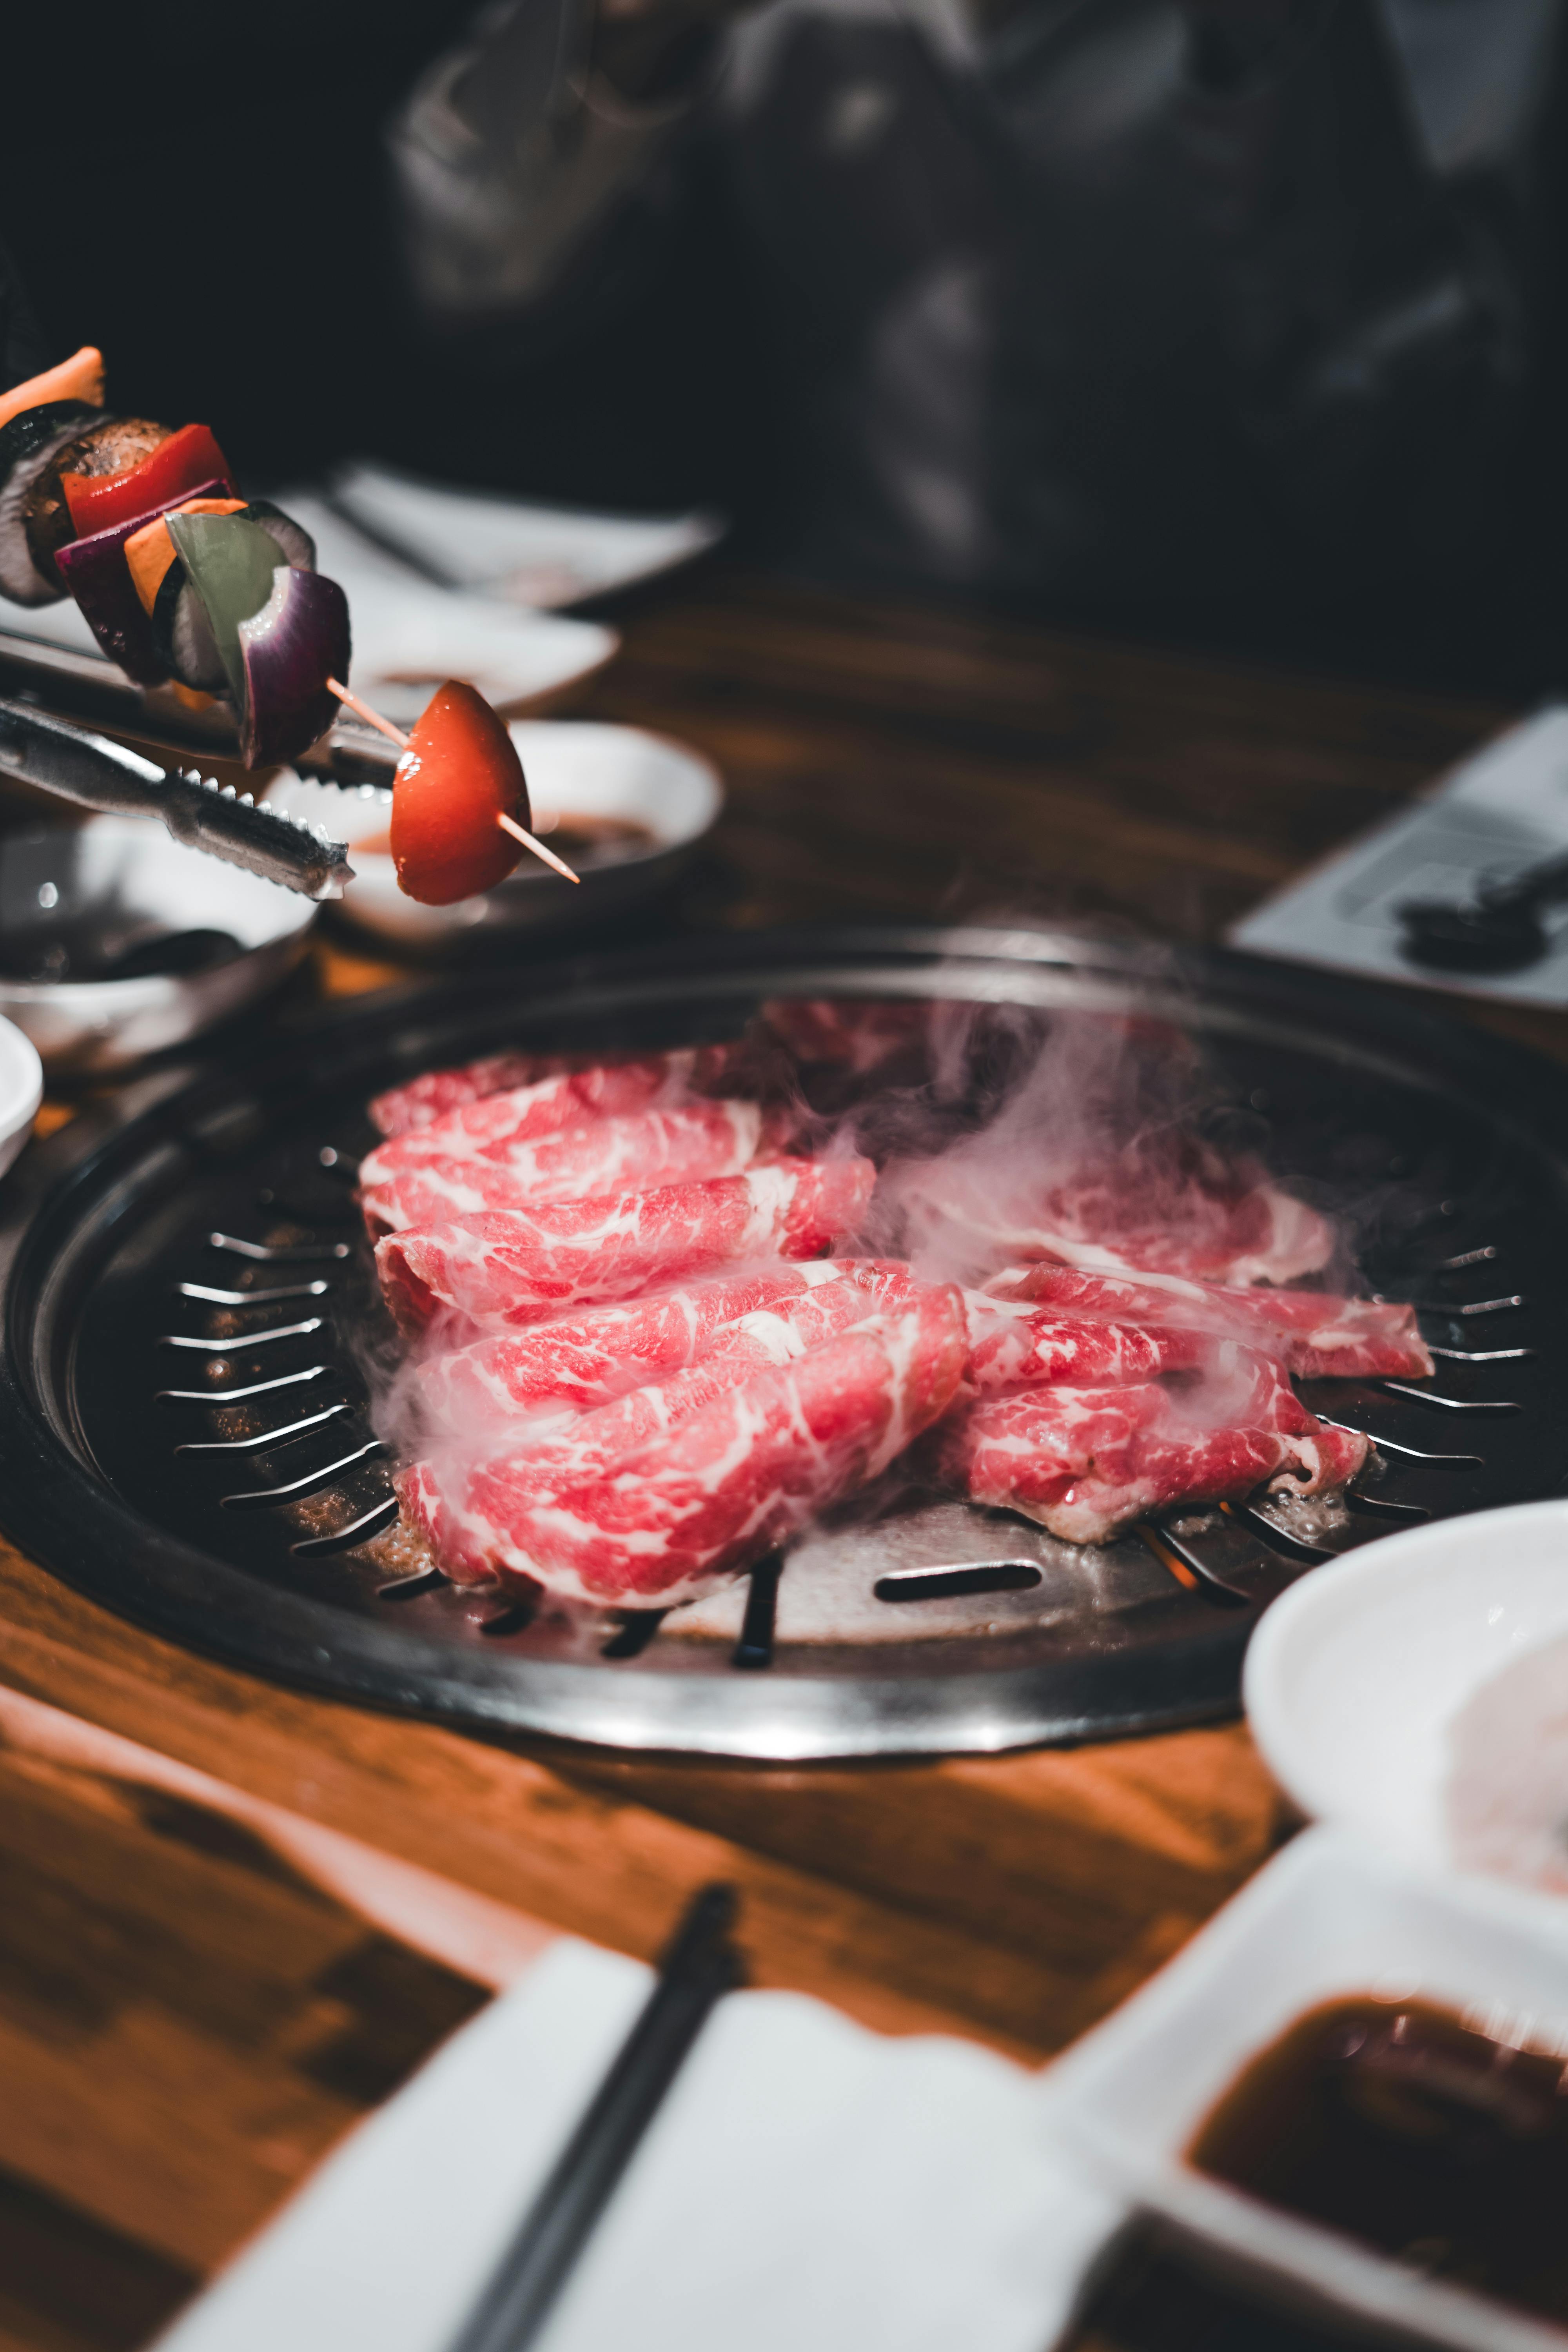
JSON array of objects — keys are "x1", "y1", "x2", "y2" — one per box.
[
  {"x1": 1243, "y1": 1499, "x2": 1568, "y2": 1880},
  {"x1": 266, "y1": 720, "x2": 722, "y2": 955},
  {"x1": 0, "y1": 818, "x2": 318, "y2": 1077},
  {"x1": 1039, "y1": 1826, "x2": 1568, "y2": 2352},
  {"x1": 0, "y1": 1012, "x2": 43, "y2": 1181}
]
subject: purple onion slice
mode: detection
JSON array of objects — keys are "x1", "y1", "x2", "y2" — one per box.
[
  {"x1": 53, "y1": 475, "x2": 229, "y2": 684},
  {"x1": 239, "y1": 499, "x2": 315, "y2": 571},
  {"x1": 238, "y1": 566, "x2": 350, "y2": 768}
]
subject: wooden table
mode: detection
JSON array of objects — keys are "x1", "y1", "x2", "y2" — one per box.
[{"x1": 0, "y1": 573, "x2": 1534, "y2": 2350}]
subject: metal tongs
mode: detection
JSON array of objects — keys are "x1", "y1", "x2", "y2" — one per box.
[{"x1": 0, "y1": 698, "x2": 354, "y2": 900}]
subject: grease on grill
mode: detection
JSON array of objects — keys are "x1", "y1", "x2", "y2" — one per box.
[{"x1": 1187, "y1": 1994, "x2": 1568, "y2": 2325}]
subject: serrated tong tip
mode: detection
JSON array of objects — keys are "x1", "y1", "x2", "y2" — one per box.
[{"x1": 0, "y1": 698, "x2": 354, "y2": 898}]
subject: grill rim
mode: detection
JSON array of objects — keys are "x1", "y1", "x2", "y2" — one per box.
[{"x1": 2, "y1": 918, "x2": 1566, "y2": 1762}]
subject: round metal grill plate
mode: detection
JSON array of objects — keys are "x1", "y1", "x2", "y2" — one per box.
[{"x1": 2, "y1": 924, "x2": 1563, "y2": 1759}]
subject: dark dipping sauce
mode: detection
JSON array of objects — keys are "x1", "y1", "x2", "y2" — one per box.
[
  {"x1": 354, "y1": 815, "x2": 659, "y2": 871},
  {"x1": 1187, "y1": 1996, "x2": 1568, "y2": 2327}
]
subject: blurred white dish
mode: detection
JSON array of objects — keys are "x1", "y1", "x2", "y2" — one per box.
[
  {"x1": 271, "y1": 497, "x2": 619, "y2": 726},
  {"x1": 0, "y1": 818, "x2": 317, "y2": 1075},
  {"x1": 267, "y1": 720, "x2": 722, "y2": 953},
  {"x1": 0, "y1": 1013, "x2": 43, "y2": 1180},
  {"x1": 2, "y1": 507, "x2": 620, "y2": 730},
  {"x1": 1243, "y1": 1501, "x2": 1568, "y2": 1877},
  {"x1": 0, "y1": 592, "x2": 102, "y2": 659},
  {"x1": 1040, "y1": 1826, "x2": 1568, "y2": 2352},
  {"x1": 328, "y1": 462, "x2": 724, "y2": 610}
]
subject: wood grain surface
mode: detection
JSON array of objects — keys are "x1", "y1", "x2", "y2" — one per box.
[{"x1": 0, "y1": 571, "x2": 1539, "y2": 2347}]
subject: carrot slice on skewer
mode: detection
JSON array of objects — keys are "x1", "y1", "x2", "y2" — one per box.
[
  {"x1": 123, "y1": 497, "x2": 246, "y2": 616},
  {"x1": 0, "y1": 347, "x2": 105, "y2": 434}
]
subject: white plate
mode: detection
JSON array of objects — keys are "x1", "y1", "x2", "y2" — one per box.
[
  {"x1": 328, "y1": 462, "x2": 725, "y2": 610},
  {"x1": 0, "y1": 592, "x2": 103, "y2": 659},
  {"x1": 3, "y1": 508, "x2": 620, "y2": 730},
  {"x1": 1243, "y1": 1501, "x2": 1568, "y2": 1876},
  {"x1": 263, "y1": 497, "x2": 621, "y2": 726},
  {"x1": 1040, "y1": 1825, "x2": 1568, "y2": 2352},
  {"x1": 268, "y1": 720, "x2": 722, "y2": 953},
  {"x1": 0, "y1": 1011, "x2": 43, "y2": 1180}
]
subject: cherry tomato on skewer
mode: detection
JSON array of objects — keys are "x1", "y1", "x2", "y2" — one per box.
[{"x1": 390, "y1": 679, "x2": 530, "y2": 905}]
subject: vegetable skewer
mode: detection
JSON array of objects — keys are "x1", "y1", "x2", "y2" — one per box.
[{"x1": 0, "y1": 342, "x2": 581, "y2": 904}]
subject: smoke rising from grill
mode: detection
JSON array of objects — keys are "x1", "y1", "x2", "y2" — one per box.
[{"x1": 799, "y1": 988, "x2": 1340, "y2": 1286}]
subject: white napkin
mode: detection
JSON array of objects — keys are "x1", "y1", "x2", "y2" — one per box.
[
  {"x1": 1228, "y1": 704, "x2": 1568, "y2": 1006},
  {"x1": 328, "y1": 462, "x2": 724, "y2": 611},
  {"x1": 154, "y1": 1939, "x2": 1120, "y2": 2352}
]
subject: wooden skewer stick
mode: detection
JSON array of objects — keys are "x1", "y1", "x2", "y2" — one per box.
[
  {"x1": 499, "y1": 808, "x2": 580, "y2": 884},
  {"x1": 326, "y1": 676, "x2": 408, "y2": 749},
  {"x1": 324, "y1": 677, "x2": 579, "y2": 884}
]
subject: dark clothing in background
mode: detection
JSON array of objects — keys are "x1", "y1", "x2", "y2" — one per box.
[
  {"x1": 0, "y1": 236, "x2": 49, "y2": 392},
  {"x1": 376, "y1": 0, "x2": 1566, "y2": 680},
  {"x1": 1, "y1": 1, "x2": 1564, "y2": 686}
]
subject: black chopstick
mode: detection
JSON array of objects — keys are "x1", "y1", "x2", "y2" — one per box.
[{"x1": 446, "y1": 1883, "x2": 747, "y2": 2352}]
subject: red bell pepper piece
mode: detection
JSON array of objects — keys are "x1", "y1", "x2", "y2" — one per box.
[
  {"x1": 54, "y1": 477, "x2": 232, "y2": 684},
  {"x1": 60, "y1": 421, "x2": 232, "y2": 540}
]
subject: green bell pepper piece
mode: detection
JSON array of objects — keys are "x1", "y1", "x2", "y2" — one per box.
[{"x1": 165, "y1": 510, "x2": 287, "y2": 710}]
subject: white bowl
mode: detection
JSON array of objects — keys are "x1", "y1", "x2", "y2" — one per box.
[
  {"x1": 0, "y1": 818, "x2": 318, "y2": 1076},
  {"x1": 1040, "y1": 1826, "x2": 1568, "y2": 2352},
  {"x1": 267, "y1": 720, "x2": 722, "y2": 954},
  {"x1": 0, "y1": 1012, "x2": 43, "y2": 1180},
  {"x1": 1243, "y1": 1500, "x2": 1568, "y2": 1878}
]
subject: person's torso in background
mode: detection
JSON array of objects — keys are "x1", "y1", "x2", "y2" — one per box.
[
  {"x1": 708, "y1": 0, "x2": 1563, "y2": 639},
  {"x1": 4, "y1": 0, "x2": 1562, "y2": 681}
]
